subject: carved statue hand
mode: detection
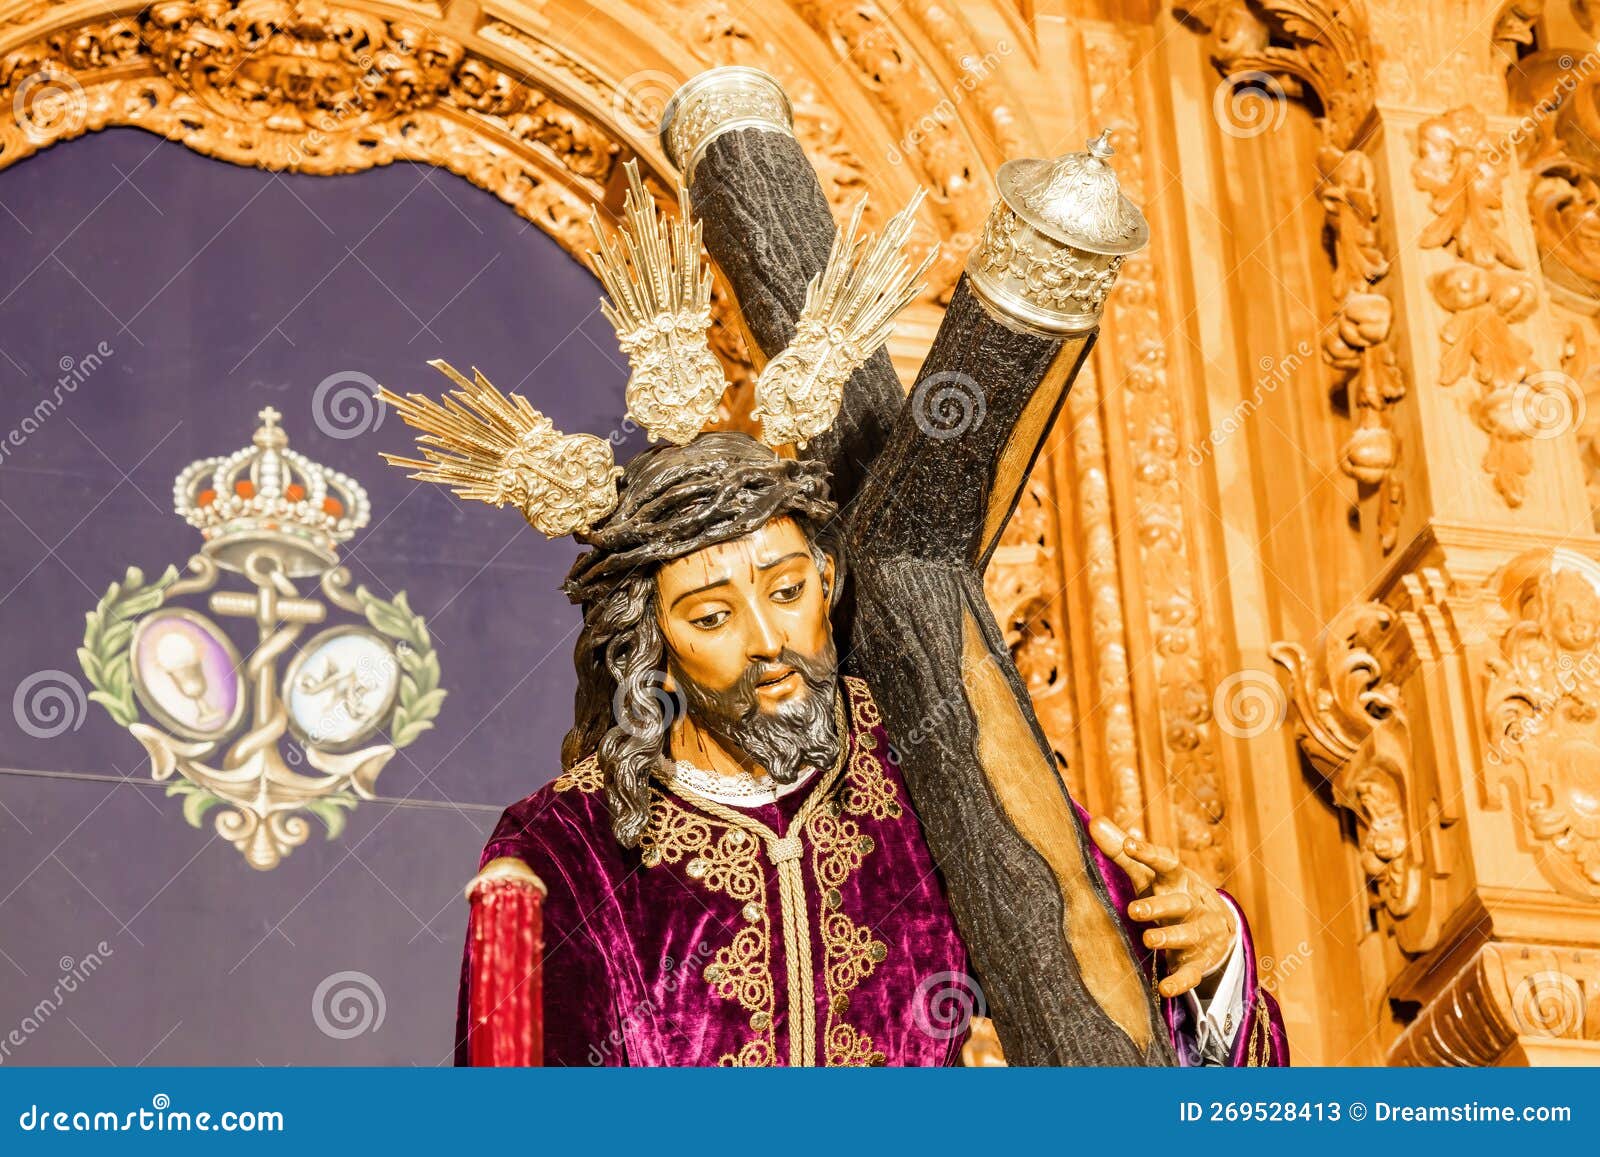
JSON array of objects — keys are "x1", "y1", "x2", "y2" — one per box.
[{"x1": 1089, "y1": 818, "x2": 1234, "y2": 999}]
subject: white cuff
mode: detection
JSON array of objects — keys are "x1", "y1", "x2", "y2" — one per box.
[{"x1": 1182, "y1": 895, "x2": 1247, "y2": 1052}]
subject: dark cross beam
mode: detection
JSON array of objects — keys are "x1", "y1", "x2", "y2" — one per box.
[{"x1": 663, "y1": 71, "x2": 1173, "y2": 1067}]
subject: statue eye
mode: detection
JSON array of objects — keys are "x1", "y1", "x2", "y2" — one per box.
[
  {"x1": 691, "y1": 610, "x2": 729, "y2": 630},
  {"x1": 771, "y1": 581, "x2": 805, "y2": 603}
]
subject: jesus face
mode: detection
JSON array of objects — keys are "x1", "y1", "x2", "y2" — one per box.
[{"x1": 655, "y1": 516, "x2": 840, "y2": 781}]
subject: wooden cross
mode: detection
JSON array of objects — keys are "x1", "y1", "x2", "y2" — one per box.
[{"x1": 677, "y1": 108, "x2": 1174, "y2": 1066}]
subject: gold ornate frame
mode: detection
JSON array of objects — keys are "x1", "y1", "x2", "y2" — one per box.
[
  {"x1": 0, "y1": 0, "x2": 1241, "y2": 913},
  {"x1": 0, "y1": 0, "x2": 1070, "y2": 406},
  {"x1": 1, "y1": 0, "x2": 1135, "y2": 802},
  {"x1": 0, "y1": 0, "x2": 1042, "y2": 301},
  {"x1": 0, "y1": 0, "x2": 1327, "y2": 1059},
  {"x1": 16, "y1": 0, "x2": 1600, "y2": 1069}
]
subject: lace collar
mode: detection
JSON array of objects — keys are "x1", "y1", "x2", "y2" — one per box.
[
  {"x1": 658, "y1": 690, "x2": 847, "y2": 809},
  {"x1": 662, "y1": 758, "x2": 819, "y2": 808}
]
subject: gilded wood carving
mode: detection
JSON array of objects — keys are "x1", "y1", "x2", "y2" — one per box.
[
  {"x1": 1084, "y1": 23, "x2": 1232, "y2": 880},
  {"x1": 1482, "y1": 549, "x2": 1600, "y2": 900},
  {"x1": 1414, "y1": 106, "x2": 1554, "y2": 508},
  {"x1": 1172, "y1": 0, "x2": 1376, "y2": 150},
  {"x1": 1177, "y1": 1, "x2": 1410, "y2": 547},
  {"x1": 1390, "y1": 941, "x2": 1596, "y2": 1065},
  {"x1": 1272, "y1": 602, "x2": 1423, "y2": 927},
  {"x1": 1319, "y1": 145, "x2": 1407, "y2": 551}
]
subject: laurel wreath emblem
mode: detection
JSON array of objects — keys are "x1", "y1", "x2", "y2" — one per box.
[
  {"x1": 77, "y1": 566, "x2": 233, "y2": 830},
  {"x1": 76, "y1": 568, "x2": 445, "y2": 839},
  {"x1": 77, "y1": 565, "x2": 179, "y2": 729},
  {"x1": 353, "y1": 585, "x2": 445, "y2": 749}
]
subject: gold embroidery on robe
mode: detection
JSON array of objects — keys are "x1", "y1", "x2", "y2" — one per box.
[
  {"x1": 632, "y1": 676, "x2": 902, "y2": 1066},
  {"x1": 720, "y1": 1038, "x2": 772, "y2": 1067},
  {"x1": 1246, "y1": 991, "x2": 1271, "y2": 1066},
  {"x1": 552, "y1": 753, "x2": 604, "y2": 794},
  {"x1": 826, "y1": 1021, "x2": 885, "y2": 1067},
  {"x1": 811, "y1": 676, "x2": 896, "y2": 1065},
  {"x1": 841, "y1": 677, "x2": 902, "y2": 822},
  {"x1": 704, "y1": 926, "x2": 772, "y2": 1015},
  {"x1": 821, "y1": 912, "x2": 884, "y2": 992},
  {"x1": 640, "y1": 790, "x2": 776, "y2": 1064}
]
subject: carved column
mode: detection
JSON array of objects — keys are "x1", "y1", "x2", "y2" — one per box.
[
  {"x1": 1505, "y1": 5, "x2": 1600, "y2": 524},
  {"x1": 1182, "y1": 0, "x2": 1600, "y2": 1064}
]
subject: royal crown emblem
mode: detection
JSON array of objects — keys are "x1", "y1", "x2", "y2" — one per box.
[
  {"x1": 78, "y1": 409, "x2": 446, "y2": 870},
  {"x1": 173, "y1": 405, "x2": 372, "y2": 575}
]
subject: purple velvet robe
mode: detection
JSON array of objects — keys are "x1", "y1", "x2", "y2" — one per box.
[{"x1": 456, "y1": 676, "x2": 1289, "y2": 1066}]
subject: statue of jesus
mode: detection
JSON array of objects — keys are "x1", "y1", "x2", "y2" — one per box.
[{"x1": 383, "y1": 66, "x2": 1289, "y2": 1068}]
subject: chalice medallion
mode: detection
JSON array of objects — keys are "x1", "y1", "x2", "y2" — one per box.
[{"x1": 78, "y1": 407, "x2": 446, "y2": 869}]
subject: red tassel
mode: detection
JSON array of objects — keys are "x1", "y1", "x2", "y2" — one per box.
[{"x1": 466, "y1": 861, "x2": 545, "y2": 1066}]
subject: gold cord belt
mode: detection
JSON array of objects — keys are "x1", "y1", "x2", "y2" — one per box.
[{"x1": 663, "y1": 694, "x2": 848, "y2": 1067}]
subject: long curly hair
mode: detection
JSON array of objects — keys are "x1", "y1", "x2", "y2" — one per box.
[{"x1": 560, "y1": 432, "x2": 841, "y2": 847}]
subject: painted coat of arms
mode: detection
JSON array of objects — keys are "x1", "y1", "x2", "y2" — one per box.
[{"x1": 77, "y1": 407, "x2": 445, "y2": 869}]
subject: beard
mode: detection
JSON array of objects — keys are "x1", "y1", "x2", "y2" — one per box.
[{"x1": 669, "y1": 637, "x2": 841, "y2": 785}]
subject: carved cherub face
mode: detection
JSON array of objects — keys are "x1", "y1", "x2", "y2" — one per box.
[{"x1": 1547, "y1": 570, "x2": 1600, "y2": 654}]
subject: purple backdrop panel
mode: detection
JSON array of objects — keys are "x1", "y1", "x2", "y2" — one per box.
[
  {"x1": 0, "y1": 772, "x2": 498, "y2": 1065},
  {"x1": 0, "y1": 128, "x2": 638, "y2": 808},
  {"x1": 0, "y1": 129, "x2": 637, "y2": 1063}
]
